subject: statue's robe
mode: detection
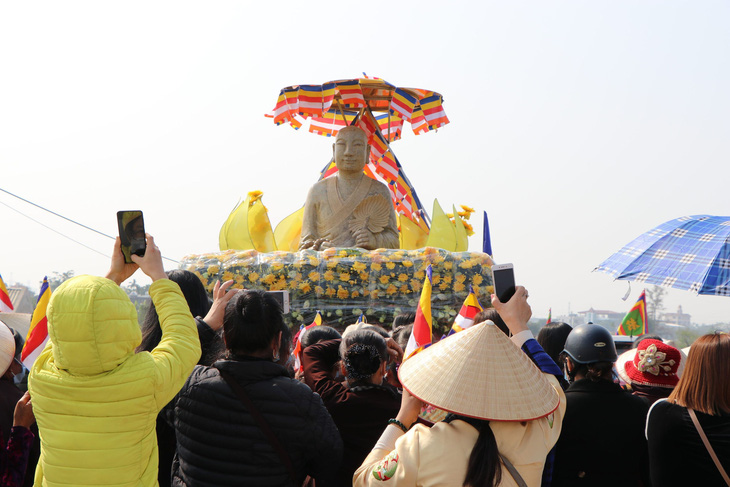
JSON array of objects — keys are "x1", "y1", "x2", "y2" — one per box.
[{"x1": 300, "y1": 175, "x2": 399, "y2": 249}]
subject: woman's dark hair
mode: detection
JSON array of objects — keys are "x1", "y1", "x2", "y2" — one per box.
[
  {"x1": 339, "y1": 330, "x2": 387, "y2": 383},
  {"x1": 536, "y1": 322, "x2": 573, "y2": 367},
  {"x1": 138, "y1": 270, "x2": 211, "y2": 354},
  {"x1": 392, "y1": 312, "x2": 416, "y2": 330},
  {"x1": 391, "y1": 324, "x2": 412, "y2": 351},
  {"x1": 570, "y1": 361, "x2": 614, "y2": 382},
  {"x1": 223, "y1": 290, "x2": 289, "y2": 357},
  {"x1": 461, "y1": 420, "x2": 502, "y2": 487},
  {"x1": 474, "y1": 308, "x2": 509, "y2": 336},
  {"x1": 301, "y1": 326, "x2": 341, "y2": 349}
]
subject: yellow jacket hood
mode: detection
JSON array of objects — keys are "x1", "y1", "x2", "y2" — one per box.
[{"x1": 47, "y1": 275, "x2": 141, "y2": 375}]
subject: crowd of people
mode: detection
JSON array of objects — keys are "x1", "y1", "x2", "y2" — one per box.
[{"x1": 1, "y1": 234, "x2": 729, "y2": 486}]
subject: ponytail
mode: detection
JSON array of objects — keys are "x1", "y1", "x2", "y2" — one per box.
[{"x1": 463, "y1": 420, "x2": 501, "y2": 487}]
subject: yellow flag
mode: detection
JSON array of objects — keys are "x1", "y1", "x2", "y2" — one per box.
[
  {"x1": 425, "y1": 199, "x2": 457, "y2": 251},
  {"x1": 220, "y1": 191, "x2": 276, "y2": 252},
  {"x1": 453, "y1": 205, "x2": 469, "y2": 252},
  {"x1": 399, "y1": 214, "x2": 429, "y2": 250},
  {"x1": 274, "y1": 207, "x2": 305, "y2": 252}
]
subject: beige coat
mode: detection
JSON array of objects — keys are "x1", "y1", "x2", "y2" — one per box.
[{"x1": 353, "y1": 375, "x2": 566, "y2": 487}]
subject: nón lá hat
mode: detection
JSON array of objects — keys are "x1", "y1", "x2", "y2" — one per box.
[
  {"x1": 398, "y1": 320, "x2": 559, "y2": 422},
  {"x1": 0, "y1": 320, "x2": 16, "y2": 376}
]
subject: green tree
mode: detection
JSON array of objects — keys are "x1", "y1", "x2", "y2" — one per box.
[
  {"x1": 674, "y1": 328, "x2": 700, "y2": 348},
  {"x1": 645, "y1": 285, "x2": 667, "y2": 327},
  {"x1": 47, "y1": 271, "x2": 75, "y2": 291}
]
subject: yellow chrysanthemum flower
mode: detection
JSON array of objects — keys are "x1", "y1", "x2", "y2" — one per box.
[
  {"x1": 308, "y1": 271, "x2": 320, "y2": 281},
  {"x1": 248, "y1": 272, "x2": 260, "y2": 283},
  {"x1": 397, "y1": 273, "x2": 408, "y2": 282},
  {"x1": 379, "y1": 275, "x2": 390, "y2": 285},
  {"x1": 324, "y1": 270, "x2": 335, "y2": 281},
  {"x1": 353, "y1": 261, "x2": 367, "y2": 272},
  {"x1": 337, "y1": 287, "x2": 349, "y2": 299}
]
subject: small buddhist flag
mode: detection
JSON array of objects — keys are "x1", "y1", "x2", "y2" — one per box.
[
  {"x1": 617, "y1": 290, "x2": 647, "y2": 337},
  {"x1": 449, "y1": 286, "x2": 483, "y2": 335},
  {"x1": 404, "y1": 265, "x2": 433, "y2": 360},
  {"x1": 292, "y1": 311, "x2": 323, "y2": 372},
  {"x1": 0, "y1": 274, "x2": 14, "y2": 313},
  {"x1": 546, "y1": 308, "x2": 552, "y2": 324},
  {"x1": 21, "y1": 277, "x2": 52, "y2": 368}
]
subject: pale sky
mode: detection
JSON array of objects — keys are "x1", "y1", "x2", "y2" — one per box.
[{"x1": 2, "y1": 1, "x2": 728, "y2": 324}]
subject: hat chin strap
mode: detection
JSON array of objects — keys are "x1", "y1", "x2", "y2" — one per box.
[{"x1": 564, "y1": 358, "x2": 578, "y2": 382}]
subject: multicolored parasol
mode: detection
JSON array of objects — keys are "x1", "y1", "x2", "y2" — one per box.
[{"x1": 267, "y1": 75, "x2": 451, "y2": 232}]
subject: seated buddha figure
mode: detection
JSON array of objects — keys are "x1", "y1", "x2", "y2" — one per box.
[{"x1": 299, "y1": 126, "x2": 399, "y2": 251}]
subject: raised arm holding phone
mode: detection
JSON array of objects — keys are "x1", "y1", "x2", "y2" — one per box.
[{"x1": 28, "y1": 231, "x2": 201, "y2": 486}]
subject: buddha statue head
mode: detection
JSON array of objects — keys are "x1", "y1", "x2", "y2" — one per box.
[{"x1": 332, "y1": 126, "x2": 370, "y2": 176}]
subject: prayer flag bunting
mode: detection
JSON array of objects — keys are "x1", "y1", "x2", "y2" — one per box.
[
  {"x1": 410, "y1": 106, "x2": 429, "y2": 135},
  {"x1": 0, "y1": 274, "x2": 13, "y2": 312},
  {"x1": 390, "y1": 88, "x2": 417, "y2": 121},
  {"x1": 420, "y1": 94, "x2": 450, "y2": 130},
  {"x1": 376, "y1": 151, "x2": 399, "y2": 181},
  {"x1": 21, "y1": 277, "x2": 51, "y2": 368},
  {"x1": 375, "y1": 113, "x2": 403, "y2": 142},
  {"x1": 337, "y1": 80, "x2": 366, "y2": 108},
  {"x1": 298, "y1": 85, "x2": 325, "y2": 118},
  {"x1": 321, "y1": 82, "x2": 336, "y2": 113},
  {"x1": 617, "y1": 290, "x2": 647, "y2": 337},
  {"x1": 404, "y1": 265, "x2": 433, "y2": 360}
]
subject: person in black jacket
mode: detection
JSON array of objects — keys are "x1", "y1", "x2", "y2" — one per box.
[
  {"x1": 167, "y1": 289, "x2": 342, "y2": 487},
  {"x1": 552, "y1": 324, "x2": 650, "y2": 487}
]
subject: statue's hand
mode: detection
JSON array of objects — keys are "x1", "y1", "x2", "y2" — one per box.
[{"x1": 353, "y1": 228, "x2": 376, "y2": 249}]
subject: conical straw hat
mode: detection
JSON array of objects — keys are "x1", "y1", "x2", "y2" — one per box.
[{"x1": 398, "y1": 320, "x2": 559, "y2": 421}]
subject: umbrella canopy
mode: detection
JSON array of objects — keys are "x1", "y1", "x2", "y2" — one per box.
[
  {"x1": 594, "y1": 215, "x2": 730, "y2": 296},
  {"x1": 266, "y1": 75, "x2": 447, "y2": 231}
]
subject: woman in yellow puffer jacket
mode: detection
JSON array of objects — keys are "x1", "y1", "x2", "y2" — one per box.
[{"x1": 28, "y1": 235, "x2": 201, "y2": 486}]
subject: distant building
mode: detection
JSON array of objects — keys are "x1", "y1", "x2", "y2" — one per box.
[
  {"x1": 7, "y1": 287, "x2": 37, "y2": 314},
  {"x1": 577, "y1": 308, "x2": 625, "y2": 324},
  {"x1": 660, "y1": 305, "x2": 691, "y2": 327}
]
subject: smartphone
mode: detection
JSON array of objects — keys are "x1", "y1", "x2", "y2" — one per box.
[
  {"x1": 492, "y1": 263, "x2": 516, "y2": 303},
  {"x1": 266, "y1": 290, "x2": 290, "y2": 314},
  {"x1": 117, "y1": 211, "x2": 146, "y2": 264}
]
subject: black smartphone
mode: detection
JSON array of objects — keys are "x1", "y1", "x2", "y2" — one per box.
[
  {"x1": 492, "y1": 263, "x2": 516, "y2": 302},
  {"x1": 117, "y1": 211, "x2": 146, "y2": 264}
]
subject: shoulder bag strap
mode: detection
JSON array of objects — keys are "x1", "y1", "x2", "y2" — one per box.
[
  {"x1": 688, "y1": 407, "x2": 730, "y2": 486},
  {"x1": 499, "y1": 454, "x2": 528, "y2": 487},
  {"x1": 217, "y1": 368, "x2": 298, "y2": 485}
]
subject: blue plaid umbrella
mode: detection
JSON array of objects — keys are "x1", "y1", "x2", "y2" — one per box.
[{"x1": 594, "y1": 215, "x2": 730, "y2": 296}]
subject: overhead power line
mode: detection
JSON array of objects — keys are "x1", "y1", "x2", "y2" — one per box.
[{"x1": 0, "y1": 187, "x2": 179, "y2": 264}]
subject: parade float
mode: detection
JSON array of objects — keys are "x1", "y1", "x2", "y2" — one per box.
[{"x1": 180, "y1": 76, "x2": 494, "y2": 334}]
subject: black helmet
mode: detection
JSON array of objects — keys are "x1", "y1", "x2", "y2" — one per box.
[{"x1": 563, "y1": 324, "x2": 617, "y2": 364}]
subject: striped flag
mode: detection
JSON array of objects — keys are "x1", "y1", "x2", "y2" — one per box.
[
  {"x1": 292, "y1": 311, "x2": 322, "y2": 372},
  {"x1": 374, "y1": 113, "x2": 403, "y2": 142},
  {"x1": 390, "y1": 88, "x2": 417, "y2": 121},
  {"x1": 337, "y1": 80, "x2": 366, "y2": 108},
  {"x1": 322, "y1": 82, "x2": 336, "y2": 113},
  {"x1": 410, "y1": 106, "x2": 430, "y2": 135},
  {"x1": 369, "y1": 131, "x2": 389, "y2": 163},
  {"x1": 0, "y1": 274, "x2": 14, "y2": 312},
  {"x1": 420, "y1": 94, "x2": 450, "y2": 130},
  {"x1": 355, "y1": 111, "x2": 378, "y2": 141},
  {"x1": 271, "y1": 87, "x2": 299, "y2": 125},
  {"x1": 404, "y1": 265, "x2": 433, "y2": 360},
  {"x1": 449, "y1": 286, "x2": 483, "y2": 335},
  {"x1": 617, "y1": 290, "x2": 647, "y2": 337},
  {"x1": 546, "y1": 308, "x2": 552, "y2": 325},
  {"x1": 376, "y1": 151, "x2": 399, "y2": 181},
  {"x1": 21, "y1": 276, "x2": 52, "y2": 368},
  {"x1": 298, "y1": 85, "x2": 325, "y2": 118}
]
